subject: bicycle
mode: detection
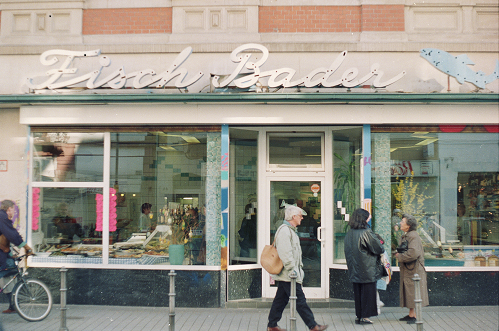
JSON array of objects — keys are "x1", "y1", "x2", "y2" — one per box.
[{"x1": 0, "y1": 254, "x2": 53, "y2": 322}]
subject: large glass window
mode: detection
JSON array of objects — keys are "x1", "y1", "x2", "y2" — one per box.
[
  {"x1": 229, "y1": 128, "x2": 258, "y2": 265},
  {"x1": 267, "y1": 133, "x2": 323, "y2": 170},
  {"x1": 33, "y1": 187, "x2": 102, "y2": 259},
  {"x1": 32, "y1": 129, "x2": 221, "y2": 267},
  {"x1": 110, "y1": 132, "x2": 208, "y2": 265},
  {"x1": 372, "y1": 127, "x2": 499, "y2": 267},
  {"x1": 32, "y1": 132, "x2": 104, "y2": 182},
  {"x1": 332, "y1": 127, "x2": 362, "y2": 263}
]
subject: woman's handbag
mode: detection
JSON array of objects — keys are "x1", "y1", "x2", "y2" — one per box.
[
  {"x1": 260, "y1": 226, "x2": 284, "y2": 275},
  {"x1": 397, "y1": 240, "x2": 408, "y2": 253}
]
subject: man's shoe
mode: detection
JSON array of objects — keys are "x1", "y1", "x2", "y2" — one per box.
[
  {"x1": 2, "y1": 308, "x2": 15, "y2": 314},
  {"x1": 310, "y1": 325, "x2": 328, "y2": 331},
  {"x1": 407, "y1": 317, "x2": 417, "y2": 324},
  {"x1": 267, "y1": 327, "x2": 287, "y2": 331},
  {"x1": 399, "y1": 315, "x2": 412, "y2": 321}
]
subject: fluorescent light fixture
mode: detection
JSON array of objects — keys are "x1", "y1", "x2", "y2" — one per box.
[{"x1": 183, "y1": 197, "x2": 193, "y2": 200}]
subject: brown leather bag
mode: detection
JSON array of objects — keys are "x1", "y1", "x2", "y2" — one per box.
[
  {"x1": 0, "y1": 234, "x2": 10, "y2": 253},
  {"x1": 260, "y1": 226, "x2": 284, "y2": 275}
]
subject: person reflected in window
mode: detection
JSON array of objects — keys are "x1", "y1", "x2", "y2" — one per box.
[
  {"x1": 238, "y1": 203, "x2": 257, "y2": 258},
  {"x1": 51, "y1": 202, "x2": 83, "y2": 241}
]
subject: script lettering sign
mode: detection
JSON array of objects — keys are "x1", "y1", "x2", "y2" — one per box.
[{"x1": 26, "y1": 44, "x2": 405, "y2": 91}]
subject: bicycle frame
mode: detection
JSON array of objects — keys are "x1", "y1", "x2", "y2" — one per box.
[{"x1": 0, "y1": 255, "x2": 29, "y2": 294}]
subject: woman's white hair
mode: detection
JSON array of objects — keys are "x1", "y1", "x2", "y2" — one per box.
[{"x1": 285, "y1": 205, "x2": 306, "y2": 220}]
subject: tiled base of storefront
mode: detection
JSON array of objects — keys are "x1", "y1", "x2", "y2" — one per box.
[
  {"x1": 17, "y1": 268, "x2": 222, "y2": 308},
  {"x1": 330, "y1": 268, "x2": 499, "y2": 307}
]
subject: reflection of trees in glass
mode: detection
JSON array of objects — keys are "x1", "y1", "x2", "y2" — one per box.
[{"x1": 334, "y1": 153, "x2": 360, "y2": 229}]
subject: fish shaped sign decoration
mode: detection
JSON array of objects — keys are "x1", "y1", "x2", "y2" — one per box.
[{"x1": 420, "y1": 48, "x2": 499, "y2": 89}]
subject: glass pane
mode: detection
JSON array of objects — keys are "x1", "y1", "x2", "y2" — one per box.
[
  {"x1": 270, "y1": 181, "x2": 321, "y2": 288},
  {"x1": 229, "y1": 129, "x2": 258, "y2": 265},
  {"x1": 332, "y1": 127, "x2": 362, "y2": 263},
  {"x1": 268, "y1": 134, "x2": 322, "y2": 168},
  {"x1": 372, "y1": 130, "x2": 499, "y2": 267},
  {"x1": 32, "y1": 132, "x2": 104, "y2": 182},
  {"x1": 110, "y1": 131, "x2": 209, "y2": 265},
  {"x1": 32, "y1": 187, "x2": 103, "y2": 263}
]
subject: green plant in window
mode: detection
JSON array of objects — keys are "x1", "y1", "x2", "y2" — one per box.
[{"x1": 334, "y1": 153, "x2": 360, "y2": 231}]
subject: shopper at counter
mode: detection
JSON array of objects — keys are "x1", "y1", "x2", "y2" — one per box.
[
  {"x1": 395, "y1": 214, "x2": 429, "y2": 324},
  {"x1": 0, "y1": 200, "x2": 32, "y2": 314}
]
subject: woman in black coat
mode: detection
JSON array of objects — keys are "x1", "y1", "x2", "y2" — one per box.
[{"x1": 344, "y1": 208, "x2": 385, "y2": 325}]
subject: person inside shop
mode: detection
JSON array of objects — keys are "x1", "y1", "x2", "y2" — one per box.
[
  {"x1": 344, "y1": 208, "x2": 385, "y2": 325},
  {"x1": 185, "y1": 208, "x2": 205, "y2": 264},
  {"x1": 395, "y1": 214, "x2": 429, "y2": 324},
  {"x1": 296, "y1": 199, "x2": 318, "y2": 258},
  {"x1": 238, "y1": 203, "x2": 257, "y2": 258},
  {"x1": 138, "y1": 203, "x2": 152, "y2": 232},
  {"x1": 51, "y1": 202, "x2": 84, "y2": 241},
  {"x1": 0, "y1": 200, "x2": 33, "y2": 314},
  {"x1": 267, "y1": 205, "x2": 328, "y2": 331}
]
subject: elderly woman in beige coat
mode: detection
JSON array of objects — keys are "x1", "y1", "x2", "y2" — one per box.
[{"x1": 395, "y1": 214, "x2": 429, "y2": 324}]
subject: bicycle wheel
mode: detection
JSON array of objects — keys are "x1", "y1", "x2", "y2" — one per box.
[{"x1": 13, "y1": 278, "x2": 53, "y2": 322}]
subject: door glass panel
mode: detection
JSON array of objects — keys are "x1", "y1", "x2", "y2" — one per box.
[{"x1": 270, "y1": 181, "x2": 321, "y2": 288}]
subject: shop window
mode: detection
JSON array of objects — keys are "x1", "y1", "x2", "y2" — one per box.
[
  {"x1": 31, "y1": 129, "x2": 222, "y2": 267},
  {"x1": 372, "y1": 128, "x2": 499, "y2": 267},
  {"x1": 110, "y1": 132, "x2": 209, "y2": 265},
  {"x1": 229, "y1": 128, "x2": 258, "y2": 265},
  {"x1": 32, "y1": 187, "x2": 103, "y2": 260},
  {"x1": 267, "y1": 133, "x2": 324, "y2": 171},
  {"x1": 32, "y1": 132, "x2": 104, "y2": 182},
  {"x1": 332, "y1": 127, "x2": 362, "y2": 263}
]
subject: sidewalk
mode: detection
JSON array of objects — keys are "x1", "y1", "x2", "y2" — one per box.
[{"x1": 1, "y1": 305, "x2": 497, "y2": 331}]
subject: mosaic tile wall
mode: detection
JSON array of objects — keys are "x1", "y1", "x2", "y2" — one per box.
[
  {"x1": 206, "y1": 132, "x2": 221, "y2": 265},
  {"x1": 372, "y1": 133, "x2": 392, "y2": 256}
]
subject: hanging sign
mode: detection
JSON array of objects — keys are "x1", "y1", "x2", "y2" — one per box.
[{"x1": 25, "y1": 44, "x2": 406, "y2": 91}]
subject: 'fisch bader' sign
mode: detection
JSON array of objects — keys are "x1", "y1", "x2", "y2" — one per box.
[{"x1": 26, "y1": 43, "x2": 405, "y2": 91}]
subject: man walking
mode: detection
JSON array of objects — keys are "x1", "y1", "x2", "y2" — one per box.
[{"x1": 267, "y1": 205, "x2": 328, "y2": 331}]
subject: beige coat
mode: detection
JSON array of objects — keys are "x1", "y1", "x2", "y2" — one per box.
[
  {"x1": 398, "y1": 230, "x2": 429, "y2": 309},
  {"x1": 271, "y1": 222, "x2": 304, "y2": 284}
]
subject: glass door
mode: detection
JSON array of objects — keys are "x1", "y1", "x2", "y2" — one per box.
[{"x1": 266, "y1": 178, "x2": 327, "y2": 298}]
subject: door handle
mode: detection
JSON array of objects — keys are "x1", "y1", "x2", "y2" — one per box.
[{"x1": 317, "y1": 227, "x2": 323, "y2": 242}]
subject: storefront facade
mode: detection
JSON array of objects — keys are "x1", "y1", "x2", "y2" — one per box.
[{"x1": 0, "y1": 0, "x2": 498, "y2": 307}]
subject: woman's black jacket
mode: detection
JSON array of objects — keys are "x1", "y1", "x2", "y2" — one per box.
[{"x1": 344, "y1": 227, "x2": 385, "y2": 283}]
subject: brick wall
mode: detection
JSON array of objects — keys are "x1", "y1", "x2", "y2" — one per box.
[
  {"x1": 82, "y1": 8, "x2": 172, "y2": 35},
  {"x1": 361, "y1": 5, "x2": 404, "y2": 31},
  {"x1": 259, "y1": 5, "x2": 404, "y2": 33}
]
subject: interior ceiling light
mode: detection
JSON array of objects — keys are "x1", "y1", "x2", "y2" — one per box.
[
  {"x1": 415, "y1": 138, "x2": 438, "y2": 146},
  {"x1": 151, "y1": 132, "x2": 200, "y2": 144}
]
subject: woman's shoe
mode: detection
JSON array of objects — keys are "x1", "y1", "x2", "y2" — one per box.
[
  {"x1": 399, "y1": 315, "x2": 412, "y2": 321},
  {"x1": 358, "y1": 318, "x2": 373, "y2": 325},
  {"x1": 407, "y1": 317, "x2": 417, "y2": 324},
  {"x1": 355, "y1": 318, "x2": 360, "y2": 324}
]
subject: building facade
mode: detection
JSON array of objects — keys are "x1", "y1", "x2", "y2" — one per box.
[{"x1": 0, "y1": 0, "x2": 498, "y2": 308}]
